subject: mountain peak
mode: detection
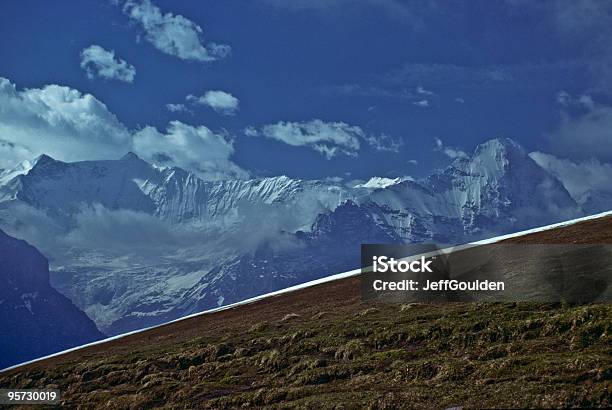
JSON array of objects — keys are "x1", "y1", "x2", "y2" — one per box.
[
  {"x1": 120, "y1": 152, "x2": 142, "y2": 161},
  {"x1": 33, "y1": 154, "x2": 58, "y2": 166},
  {"x1": 474, "y1": 138, "x2": 525, "y2": 158},
  {"x1": 457, "y1": 138, "x2": 528, "y2": 173},
  {"x1": 28, "y1": 154, "x2": 65, "y2": 173}
]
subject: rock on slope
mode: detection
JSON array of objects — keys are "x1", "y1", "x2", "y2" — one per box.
[{"x1": 0, "y1": 229, "x2": 104, "y2": 369}]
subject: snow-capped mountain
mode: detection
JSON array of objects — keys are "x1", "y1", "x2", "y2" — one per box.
[
  {"x1": 364, "y1": 138, "x2": 580, "y2": 242},
  {"x1": 0, "y1": 152, "x2": 347, "y2": 228},
  {"x1": 0, "y1": 158, "x2": 37, "y2": 187},
  {"x1": 0, "y1": 229, "x2": 103, "y2": 369},
  {"x1": 0, "y1": 138, "x2": 592, "y2": 335},
  {"x1": 353, "y1": 176, "x2": 413, "y2": 189}
]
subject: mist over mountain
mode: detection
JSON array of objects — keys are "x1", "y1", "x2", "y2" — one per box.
[
  {"x1": 0, "y1": 229, "x2": 103, "y2": 369},
  {"x1": 0, "y1": 137, "x2": 605, "y2": 335}
]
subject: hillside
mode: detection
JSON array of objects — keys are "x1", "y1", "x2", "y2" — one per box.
[{"x1": 1, "y1": 215, "x2": 611, "y2": 408}]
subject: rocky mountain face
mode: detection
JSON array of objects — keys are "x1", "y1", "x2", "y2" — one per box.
[
  {"x1": 0, "y1": 138, "x2": 599, "y2": 336},
  {"x1": 0, "y1": 229, "x2": 104, "y2": 369}
]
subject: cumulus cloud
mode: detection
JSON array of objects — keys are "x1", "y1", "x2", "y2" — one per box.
[
  {"x1": 530, "y1": 151, "x2": 612, "y2": 203},
  {"x1": 413, "y1": 99, "x2": 429, "y2": 107},
  {"x1": 247, "y1": 120, "x2": 404, "y2": 158},
  {"x1": 80, "y1": 45, "x2": 136, "y2": 82},
  {"x1": 434, "y1": 137, "x2": 467, "y2": 159},
  {"x1": 133, "y1": 120, "x2": 248, "y2": 179},
  {"x1": 186, "y1": 90, "x2": 239, "y2": 115},
  {"x1": 247, "y1": 120, "x2": 363, "y2": 159},
  {"x1": 122, "y1": 0, "x2": 230, "y2": 62},
  {"x1": 0, "y1": 77, "x2": 132, "y2": 168},
  {"x1": 244, "y1": 126, "x2": 259, "y2": 137},
  {"x1": 166, "y1": 103, "x2": 189, "y2": 113},
  {"x1": 0, "y1": 77, "x2": 245, "y2": 179},
  {"x1": 454, "y1": 97, "x2": 465, "y2": 104}
]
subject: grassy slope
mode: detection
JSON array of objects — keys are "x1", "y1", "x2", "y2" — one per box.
[{"x1": 1, "y1": 216, "x2": 612, "y2": 409}]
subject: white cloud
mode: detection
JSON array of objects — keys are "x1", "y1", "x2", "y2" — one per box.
[
  {"x1": 133, "y1": 120, "x2": 248, "y2": 179},
  {"x1": 166, "y1": 103, "x2": 189, "y2": 113},
  {"x1": 549, "y1": 105, "x2": 612, "y2": 160},
  {"x1": 407, "y1": 159, "x2": 418, "y2": 165},
  {"x1": 186, "y1": 90, "x2": 239, "y2": 115},
  {"x1": 530, "y1": 151, "x2": 612, "y2": 202},
  {"x1": 244, "y1": 126, "x2": 259, "y2": 137},
  {"x1": 434, "y1": 137, "x2": 467, "y2": 159},
  {"x1": 248, "y1": 120, "x2": 403, "y2": 158},
  {"x1": 250, "y1": 120, "x2": 363, "y2": 159},
  {"x1": 416, "y1": 85, "x2": 435, "y2": 96},
  {"x1": 0, "y1": 77, "x2": 132, "y2": 167},
  {"x1": 0, "y1": 139, "x2": 35, "y2": 172},
  {"x1": 80, "y1": 45, "x2": 136, "y2": 82},
  {"x1": 454, "y1": 97, "x2": 465, "y2": 104},
  {"x1": 365, "y1": 133, "x2": 403, "y2": 153},
  {"x1": 331, "y1": 84, "x2": 438, "y2": 106},
  {"x1": 0, "y1": 77, "x2": 245, "y2": 179},
  {"x1": 122, "y1": 0, "x2": 230, "y2": 62},
  {"x1": 555, "y1": 90, "x2": 595, "y2": 110}
]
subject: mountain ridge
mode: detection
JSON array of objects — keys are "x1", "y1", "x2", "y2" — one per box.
[{"x1": 0, "y1": 137, "x2": 603, "y2": 335}]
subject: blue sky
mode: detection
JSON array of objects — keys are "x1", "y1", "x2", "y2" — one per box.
[{"x1": 0, "y1": 0, "x2": 611, "y2": 181}]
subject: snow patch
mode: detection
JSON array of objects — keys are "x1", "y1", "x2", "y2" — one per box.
[{"x1": 354, "y1": 176, "x2": 412, "y2": 189}]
